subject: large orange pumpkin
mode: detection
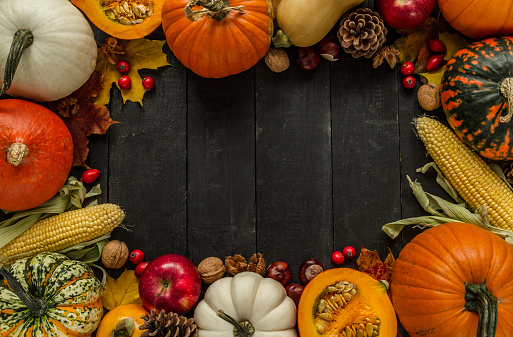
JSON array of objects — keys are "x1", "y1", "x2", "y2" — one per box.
[
  {"x1": 0, "y1": 99, "x2": 73, "y2": 211},
  {"x1": 162, "y1": 0, "x2": 273, "y2": 78},
  {"x1": 391, "y1": 222, "x2": 513, "y2": 337},
  {"x1": 437, "y1": 0, "x2": 513, "y2": 39}
]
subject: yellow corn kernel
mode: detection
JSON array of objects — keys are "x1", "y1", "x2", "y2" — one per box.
[
  {"x1": 0, "y1": 203, "x2": 125, "y2": 264},
  {"x1": 416, "y1": 117, "x2": 513, "y2": 231}
]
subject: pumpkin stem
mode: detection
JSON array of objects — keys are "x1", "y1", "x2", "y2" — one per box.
[
  {"x1": 217, "y1": 309, "x2": 255, "y2": 337},
  {"x1": 272, "y1": 30, "x2": 292, "y2": 48},
  {"x1": 6, "y1": 143, "x2": 29, "y2": 166},
  {"x1": 0, "y1": 267, "x2": 48, "y2": 317},
  {"x1": 184, "y1": 0, "x2": 244, "y2": 22},
  {"x1": 0, "y1": 29, "x2": 33, "y2": 97},
  {"x1": 500, "y1": 78, "x2": 513, "y2": 123},
  {"x1": 464, "y1": 282, "x2": 497, "y2": 337}
]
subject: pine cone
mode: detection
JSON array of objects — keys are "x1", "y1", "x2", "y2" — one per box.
[
  {"x1": 139, "y1": 309, "x2": 198, "y2": 337},
  {"x1": 337, "y1": 8, "x2": 387, "y2": 59}
]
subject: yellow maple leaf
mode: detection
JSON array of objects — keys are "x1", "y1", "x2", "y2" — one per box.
[
  {"x1": 94, "y1": 38, "x2": 170, "y2": 106},
  {"x1": 419, "y1": 32, "x2": 468, "y2": 85},
  {"x1": 102, "y1": 269, "x2": 142, "y2": 311}
]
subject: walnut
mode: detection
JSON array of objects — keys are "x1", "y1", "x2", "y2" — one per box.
[
  {"x1": 265, "y1": 48, "x2": 289, "y2": 73},
  {"x1": 101, "y1": 240, "x2": 129, "y2": 269},
  {"x1": 197, "y1": 257, "x2": 225, "y2": 284},
  {"x1": 417, "y1": 83, "x2": 441, "y2": 111}
]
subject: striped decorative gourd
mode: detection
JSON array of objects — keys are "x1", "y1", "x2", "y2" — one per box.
[{"x1": 0, "y1": 252, "x2": 103, "y2": 336}]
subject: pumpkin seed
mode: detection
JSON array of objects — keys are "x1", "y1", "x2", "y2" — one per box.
[
  {"x1": 345, "y1": 326, "x2": 353, "y2": 337},
  {"x1": 366, "y1": 323, "x2": 374, "y2": 336},
  {"x1": 318, "y1": 313, "x2": 334, "y2": 321}
]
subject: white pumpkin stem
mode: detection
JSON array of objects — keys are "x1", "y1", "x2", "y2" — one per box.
[
  {"x1": 499, "y1": 77, "x2": 513, "y2": 123},
  {"x1": 217, "y1": 310, "x2": 255, "y2": 337},
  {"x1": 0, "y1": 29, "x2": 33, "y2": 96},
  {"x1": 6, "y1": 143, "x2": 29, "y2": 166}
]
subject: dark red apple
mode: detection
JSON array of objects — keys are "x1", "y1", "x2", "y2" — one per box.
[
  {"x1": 138, "y1": 254, "x2": 201, "y2": 315},
  {"x1": 376, "y1": 0, "x2": 436, "y2": 29}
]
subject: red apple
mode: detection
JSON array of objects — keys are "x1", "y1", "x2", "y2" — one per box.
[
  {"x1": 376, "y1": 0, "x2": 436, "y2": 29},
  {"x1": 138, "y1": 254, "x2": 201, "y2": 315}
]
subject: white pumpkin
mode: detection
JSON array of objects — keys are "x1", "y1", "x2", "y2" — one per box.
[
  {"x1": 0, "y1": 0, "x2": 97, "y2": 102},
  {"x1": 194, "y1": 272, "x2": 298, "y2": 337}
]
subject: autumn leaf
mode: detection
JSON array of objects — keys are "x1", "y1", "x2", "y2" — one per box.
[
  {"x1": 94, "y1": 38, "x2": 170, "y2": 106},
  {"x1": 356, "y1": 246, "x2": 395, "y2": 283},
  {"x1": 419, "y1": 32, "x2": 468, "y2": 85},
  {"x1": 102, "y1": 269, "x2": 142, "y2": 311},
  {"x1": 394, "y1": 17, "x2": 437, "y2": 64},
  {"x1": 49, "y1": 71, "x2": 119, "y2": 168}
]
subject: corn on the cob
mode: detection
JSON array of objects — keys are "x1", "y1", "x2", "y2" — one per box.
[
  {"x1": 0, "y1": 203, "x2": 125, "y2": 264},
  {"x1": 416, "y1": 117, "x2": 513, "y2": 231}
]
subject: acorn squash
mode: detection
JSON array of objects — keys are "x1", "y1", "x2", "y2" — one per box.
[
  {"x1": 298, "y1": 268, "x2": 396, "y2": 337},
  {"x1": 71, "y1": 0, "x2": 165, "y2": 40}
]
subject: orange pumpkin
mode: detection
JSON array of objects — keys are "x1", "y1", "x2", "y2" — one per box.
[
  {"x1": 96, "y1": 305, "x2": 149, "y2": 337},
  {"x1": 162, "y1": 0, "x2": 273, "y2": 78},
  {"x1": 437, "y1": 0, "x2": 513, "y2": 39},
  {"x1": 391, "y1": 222, "x2": 513, "y2": 337},
  {"x1": 298, "y1": 268, "x2": 397, "y2": 337},
  {"x1": 71, "y1": 0, "x2": 165, "y2": 40},
  {"x1": 0, "y1": 99, "x2": 73, "y2": 211}
]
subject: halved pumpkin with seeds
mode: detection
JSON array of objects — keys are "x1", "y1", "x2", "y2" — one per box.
[
  {"x1": 71, "y1": 0, "x2": 164, "y2": 39},
  {"x1": 298, "y1": 268, "x2": 396, "y2": 337}
]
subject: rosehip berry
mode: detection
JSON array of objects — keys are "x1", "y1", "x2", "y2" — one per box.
[
  {"x1": 134, "y1": 261, "x2": 148, "y2": 278},
  {"x1": 400, "y1": 62, "x2": 415, "y2": 76},
  {"x1": 142, "y1": 76, "x2": 155, "y2": 90},
  {"x1": 81, "y1": 169, "x2": 100, "y2": 184},
  {"x1": 118, "y1": 75, "x2": 131, "y2": 90},
  {"x1": 342, "y1": 246, "x2": 356, "y2": 259},
  {"x1": 332, "y1": 251, "x2": 345, "y2": 265},
  {"x1": 130, "y1": 249, "x2": 144, "y2": 264},
  {"x1": 402, "y1": 76, "x2": 416, "y2": 89},
  {"x1": 116, "y1": 60, "x2": 130, "y2": 73},
  {"x1": 427, "y1": 39, "x2": 446, "y2": 54},
  {"x1": 426, "y1": 55, "x2": 444, "y2": 72}
]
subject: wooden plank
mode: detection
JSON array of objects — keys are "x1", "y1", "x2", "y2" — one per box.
[
  {"x1": 255, "y1": 55, "x2": 333, "y2": 282},
  {"x1": 106, "y1": 45, "x2": 188, "y2": 262},
  {"x1": 331, "y1": 58, "x2": 402, "y2": 268},
  {"x1": 187, "y1": 71, "x2": 256, "y2": 264}
]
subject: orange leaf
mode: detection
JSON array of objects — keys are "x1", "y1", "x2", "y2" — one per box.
[
  {"x1": 394, "y1": 17, "x2": 437, "y2": 64},
  {"x1": 49, "y1": 71, "x2": 119, "y2": 168},
  {"x1": 356, "y1": 246, "x2": 395, "y2": 283}
]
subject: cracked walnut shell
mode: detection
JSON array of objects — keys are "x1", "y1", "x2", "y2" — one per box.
[{"x1": 198, "y1": 257, "x2": 225, "y2": 284}]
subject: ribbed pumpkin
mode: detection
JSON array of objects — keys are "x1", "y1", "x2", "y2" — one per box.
[
  {"x1": 0, "y1": 252, "x2": 103, "y2": 336},
  {"x1": 391, "y1": 222, "x2": 513, "y2": 337},
  {"x1": 437, "y1": 0, "x2": 513, "y2": 39},
  {"x1": 161, "y1": 0, "x2": 273, "y2": 78},
  {"x1": 0, "y1": 99, "x2": 73, "y2": 211},
  {"x1": 441, "y1": 36, "x2": 513, "y2": 160}
]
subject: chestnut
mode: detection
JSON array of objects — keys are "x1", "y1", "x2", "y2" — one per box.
[
  {"x1": 299, "y1": 258, "x2": 324, "y2": 284},
  {"x1": 285, "y1": 283, "x2": 304, "y2": 306},
  {"x1": 267, "y1": 261, "x2": 292, "y2": 286},
  {"x1": 319, "y1": 36, "x2": 341, "y2": 62},
  {"x1": 296, "y1": 47, "x2": 320, "y2": 72}
]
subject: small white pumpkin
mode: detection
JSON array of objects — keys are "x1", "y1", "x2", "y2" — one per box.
[
  {"x1": 194, "y1": 272, "x2": 298, "y2": 337},
  {"x1": 0, "y1": 0, "x2": 97, "y2": 102}
]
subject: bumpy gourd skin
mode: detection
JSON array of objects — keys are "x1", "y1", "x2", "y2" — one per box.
[
  {"x1": 442, "y1": 37, "x2": 513, "y2": 160},
  {"x1": 0, "y1": 0, "x2": 97, "y2": 102},
  {"x1": 0, "y1": 99, "x2": 73, "y2": 211},
  {"x1": 0, "y1": 252, "x2": 103, "y2": 337}
]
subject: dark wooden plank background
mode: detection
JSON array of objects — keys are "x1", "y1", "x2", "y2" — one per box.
[{"x1": 2, "y1": 1, "x2": 453, "y2": 336}]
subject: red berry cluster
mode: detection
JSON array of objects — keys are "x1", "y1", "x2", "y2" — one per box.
[
  {"x1": 400, "y1": 38, "x2": 446, "y2": 90},
  {"x1": 116, "y1": 60, "x2": 155, "y2": 91},
  {"x1": 332, "y1": 246, "x2": 356, "y2": 265},
  {"x1": 130, "y1": 249, "x2": 148, "y2": 277}
]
